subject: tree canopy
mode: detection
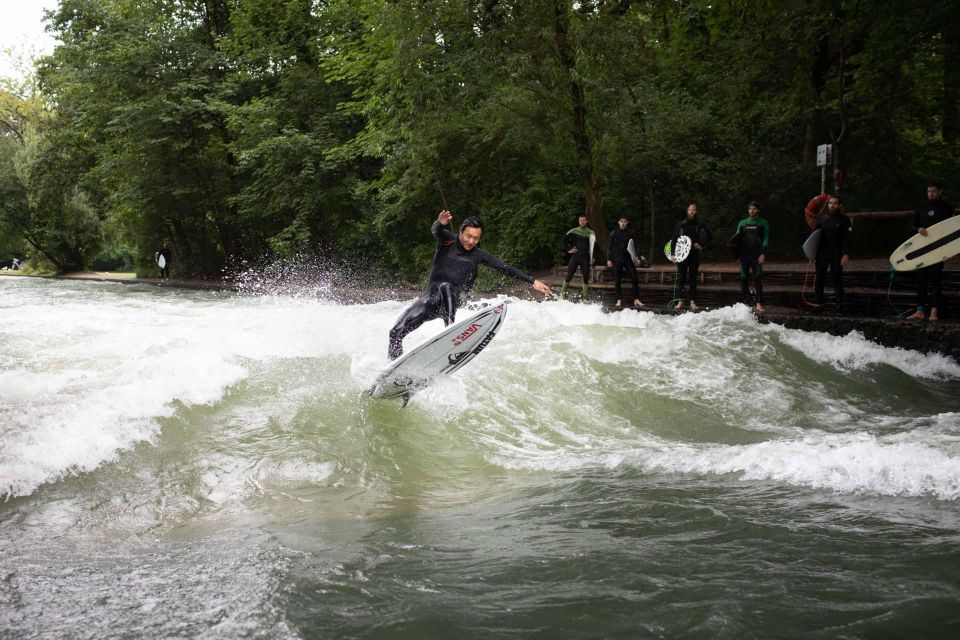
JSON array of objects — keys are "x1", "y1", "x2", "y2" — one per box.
[{"x1": 1, "y1": 0, "x2": 957, "y2": 277}]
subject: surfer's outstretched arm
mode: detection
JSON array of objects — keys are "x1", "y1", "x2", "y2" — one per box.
[{"x1": 477, "y1": 251, "x2": 552, "y2": 295}]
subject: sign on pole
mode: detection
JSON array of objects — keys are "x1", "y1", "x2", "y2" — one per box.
[{"x1": 816, "y1": 144, "x2": 832, "y2": 167}]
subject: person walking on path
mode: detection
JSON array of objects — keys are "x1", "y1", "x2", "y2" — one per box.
[
  {"x1": 560, "y1": 215, "x2": 595, "y2": 302},
  {"x1": 670, "y1": 203, "x2": 712, "y2": 311},
  {"x1": 907, "y1": 181, "x2": 954, "y2": 322},
  {"x1": 606, "y1": 215, "x2": 644, "y2": 309},
  {"x1": 736, "y1": 202, "x2": 769, "y2": 314},
  {"x1": 814, "y1": 195, "x2": 852, "y2": 311},
  {"x1": 155, "y1": 242, "x2": 172, "y2": 281}
]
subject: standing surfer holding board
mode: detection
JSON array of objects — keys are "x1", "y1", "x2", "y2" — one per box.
[
  {"x1": 813, "y1": 195, "x2": 853, "y2": 311},
  {"x1": 670, "y1": 203, "x2": 712, "y2": 311},
  {"x1": 387, "y1": 210, "x2": 552, "y2": 360},
  {"x1": 906, "y1": 181, "x2": 955, "y2": 322}
]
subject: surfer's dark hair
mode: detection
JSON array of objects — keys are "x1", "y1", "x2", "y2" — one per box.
[
  {"x1": 460, "y1": 216, "x2": 484, "y2": 232},
  {"x1": 928, "y1": 179, "x2": 944, "y2": 190},
  {"x1": 748, "y1": 200, "x2": 760, "y2": 209}
]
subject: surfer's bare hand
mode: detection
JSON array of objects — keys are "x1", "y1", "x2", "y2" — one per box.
[
  {"x1": 607, "y1": 260, "x2": 613, "y2": 268},
  {"x1": 438, "y1": 210, "x2": 453, "y2": 225},
  {"x1": 694, "y1": 243, "x2": 703, "y2": 250},
  {"x1": 759, "y1": 254, "x2": 766, "y2": 265},
  {"x1": 841, "y1": 255, "x2": 849, "y2": 267},
  {"x1": 919, "y1": 228, "x2": 928, "y2": 236},
  {"x1": 532, "y1": 280, "x2": 552, "y2": 296},
  {"x1": 568, "y1": 247, "x2": 577, "y2": 254}
]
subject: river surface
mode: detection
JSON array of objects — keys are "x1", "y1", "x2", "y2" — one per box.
[{"x1": 2, "y1": 277, "x2": 960, "y2": 639}]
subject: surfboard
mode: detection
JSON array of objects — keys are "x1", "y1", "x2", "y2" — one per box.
[
  {"x1": 157, "y1": 254, "x2": 166, "y2": 269},
  {"x1": 627, "y1": 239, "x2": 638, "y2": 265},
  {"x1": 726, "y1": 232, "x2": 741, "y2": 259},
  {"x1": 367, "y1": 301, "x2": 509, "y2": 407},
  {"x1": 889, "y1": 215, "x2": 960, "y2": 271},
  {"x1": 664, "y1": 236, "x2": 692, "y2": 263},
  {"x1": 802, "y1": 229, "x2": 822, "y2": 262}
]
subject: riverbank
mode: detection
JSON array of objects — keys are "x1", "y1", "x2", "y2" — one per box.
[{"x1": 4, "y1": 268, "x2": 958, "y2": 361}]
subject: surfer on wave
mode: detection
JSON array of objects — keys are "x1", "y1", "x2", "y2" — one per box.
[{"x1": 387, "y1": 210, "x2": 552, "y2": 360}]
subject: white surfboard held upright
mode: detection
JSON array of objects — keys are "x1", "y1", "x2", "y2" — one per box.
[
  {"x1": 367, "y1": 301, "x2": 509, "y2": 406},
  {"x1": 889, "y1": 215, "x2": 960, "y2": 271}
]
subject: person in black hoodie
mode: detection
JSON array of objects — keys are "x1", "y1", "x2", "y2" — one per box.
[
  {"x1": 670, "y1": 203, "x2": 712, "y2": 311},
  {"x1": 814, "y1": 195, "x2": 853, "y2": 310},
  {"x1": 906, "y1": 181, "x2": 955, "y2": 321},
  {"x1": 606, "y1": 215, "x2": 644, "y2": 308}
]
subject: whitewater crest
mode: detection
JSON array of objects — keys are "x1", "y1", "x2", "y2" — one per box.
[{"x1": 1, "y1": 280, "x2": 958, "y2": 500}]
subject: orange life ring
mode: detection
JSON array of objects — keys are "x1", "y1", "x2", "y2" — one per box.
[{"x1": 804, "y1": 194, "x2": 829, "y2": 230}]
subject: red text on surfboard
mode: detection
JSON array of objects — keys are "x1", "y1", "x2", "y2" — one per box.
[{"x1": 452, "y1": 323, "x2": 482, "y2": 346}]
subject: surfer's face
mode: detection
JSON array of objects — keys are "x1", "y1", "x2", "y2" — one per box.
[
  {"x1": 459, "y1": 226, "x2": 482, "y2": 251},
  {"x1": 618, "y1": 218, "x2": 628, "y2": 230},
  {"x1": 828, "y1": 197, "x2": 841, "y2": 212},
  {"x1": 748, "y1": 204, "x2": 759, "y2": 217},
  {"x1": 686, "y1": 204, "x2": 697, "y2": 219},
  {"x1": 578, "y1": 216, "x2": 588, "y2": 228},
  {"x1": 928, "y1": 186, "x2": 942, "y2": 201}
]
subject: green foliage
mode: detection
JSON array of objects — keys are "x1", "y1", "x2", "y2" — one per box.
[{"x1": 0, "y1": 0, "x2": 953, "y2": 278}]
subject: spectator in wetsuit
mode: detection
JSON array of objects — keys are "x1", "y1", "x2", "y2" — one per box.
[
  {"x1": 606, "y1": 215, "x2": 643, "y2": 309},
  {"x1": 560, "y1": 215, "x2": 595, "y2": 302},
  {"x1": 907, "y1": 181, "x2": 955, "y2": 322},
  {"x1": 387, "y1": 210, "x2": 552, "y2": 360},
  {"x1": 736, "y1": 201, "x2": 769, "y2": 314},
  {"x1": 814, "y1": 195, "x2": 852, "y2": 311},
  {"x1": 155, "y1": 241, "x2": 172, "y2": 281},
  {"x1": 671, "y1": 203, "x2": 712, "y2": 311}
]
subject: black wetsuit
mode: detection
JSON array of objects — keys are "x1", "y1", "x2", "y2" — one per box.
[
  {"x1": 671, "y1": 218, "x2": 712, "y2": 301},
  {"x1": 910, "y1": 198, "x2": 955, "y2": 312},
  {"x1": 607, "y1": 227, "x2": 640, "y2": 301},
  {"x1": 815, "y1": 211, "x2": 852, "y2": 308},
  {"x1": 156, "y1": 247, "x2": 171, "y2": 280},
  {"x1": 387, "y1": 220, "x2": 534, "y2": 360}
]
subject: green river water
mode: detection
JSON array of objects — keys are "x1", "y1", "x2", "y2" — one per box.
[{"x1": 1, "y1": 277, "x2": 959, "y2": 639}]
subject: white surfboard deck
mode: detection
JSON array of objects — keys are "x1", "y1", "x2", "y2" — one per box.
[
  {"x1": 157, "y1": 254, "x2": 166, "y2": 269},
  {"x1": 368, "y1": 300, "x2": 509, "y2": 406},
  {"x1": 627, "y1": 239, "x2": 639, "y2": 264},
  {"x1": 666, "y1": 235, "x2": 692, "y2": 263},
  {"x1": 802, "y1": 228, "x2": 822, "y2": 262},
  {"x1": 890, "y1": 215, "x2": 960, "y2": 271}
]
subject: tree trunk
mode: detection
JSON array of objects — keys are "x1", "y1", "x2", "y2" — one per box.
[{"x1": 552, "y1": 0, "x2": 608, "y2": 257}]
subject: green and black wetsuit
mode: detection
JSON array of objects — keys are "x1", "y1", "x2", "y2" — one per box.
[
  {"x1": 561, "y1": 226, "x2": 595, "y2": 298},
  {"x1": 387, "y1": 220, "x2": 533, "y2": 360},
  {"x1": 736, "y1": 216, "x2": 769, "y2": 304}
]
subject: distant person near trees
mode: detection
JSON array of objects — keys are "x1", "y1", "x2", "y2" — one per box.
[
  {"x1": 907, "y1": 181, "x2": 955, "y2": 321},
  {"x1": 735, "y1": 201, "x2": 769, "y2": 314},
  {"x1": 814, "y1": 195, "x2": 852, "y2": 311},
  {"x1": 606, "y1": 215, "x2": 644, "y2": 309},
  {"x1": 155, "y1": 241, "x2": 172, "y2": 281},
  {"x1": 670, "y1": 203, "x2": 712, "y2": 311},
  {"x1": 560, "y1": 215, "x2": 595, "y2": 302}
]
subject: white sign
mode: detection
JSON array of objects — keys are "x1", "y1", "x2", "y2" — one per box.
[{"x1": 816, "y1": 144, "x2": 832, "y2": 167}]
